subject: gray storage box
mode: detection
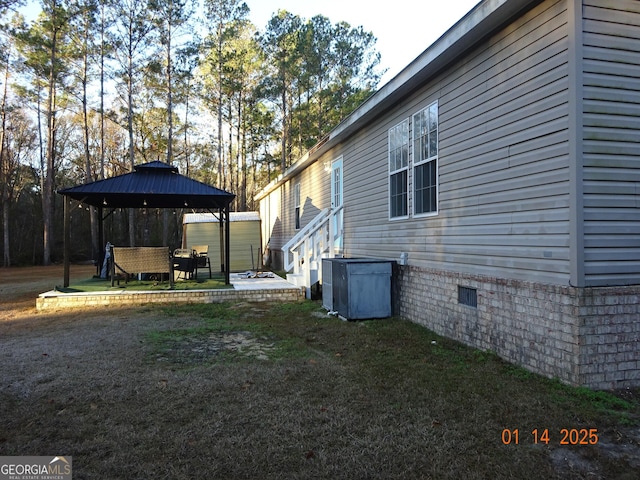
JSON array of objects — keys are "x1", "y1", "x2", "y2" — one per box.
[{"x1": 322, "y1": 258, "x2": 392, "y2": 320}]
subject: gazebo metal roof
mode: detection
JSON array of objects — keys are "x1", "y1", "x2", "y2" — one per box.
[{"x1": 58, "y1": 161, "x2": 235, "y2": 209}]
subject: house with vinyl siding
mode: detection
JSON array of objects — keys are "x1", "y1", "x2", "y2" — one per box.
[{"x1": 255, "y1": 0, "x2": 640, "y2": 390}]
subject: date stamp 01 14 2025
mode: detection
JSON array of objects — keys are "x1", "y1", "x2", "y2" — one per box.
[{"x1": 501, "y1": 428, "x2": 599, "y2": 446}]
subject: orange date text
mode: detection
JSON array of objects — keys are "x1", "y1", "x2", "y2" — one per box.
[{"x1": 501, "y1": 428, "x2": 598, "y2": 445}]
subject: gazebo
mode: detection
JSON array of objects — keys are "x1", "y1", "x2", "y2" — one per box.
[{"x1": 58, "y1": 161, "x2": 236, "y2": 287}]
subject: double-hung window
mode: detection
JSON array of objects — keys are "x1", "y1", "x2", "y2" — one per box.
[
  {"x1": 388, "y1": 119, "x2": 409, "y2": 219},
  {"x1": 413, "y1": 102, "x2": 438, "y2": 216}
]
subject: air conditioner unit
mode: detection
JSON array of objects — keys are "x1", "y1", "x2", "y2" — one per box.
[{"x1": 322, "y1": 258, "x2": 392, "y2": 320}]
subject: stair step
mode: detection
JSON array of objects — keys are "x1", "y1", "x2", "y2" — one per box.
[
  {"x1": 287, "y1": 268, "x2": 319, "y2": 288},
  {"x1": 286, "y1": 273, "x2": 305, "y2": 287},
  {"x1": 286, "y1": 272, "x2": 301, "y2": 279}
]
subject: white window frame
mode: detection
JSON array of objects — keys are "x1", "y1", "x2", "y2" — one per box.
[
  {"x1": 331, "y1": 157, "x2": 343, "y2": 210},
  {"x1": 331, "y1": 157, "x2": 344, "y2": 252},
  {"x1": 294, "y1": 182, "x2": 301, "y2": 230},
  {"x1": 388, "y1": 118, "x2": 410, "y2": 220},
  {"x1": 412, "y1": 101, "x2": 439, "y2": 218}
]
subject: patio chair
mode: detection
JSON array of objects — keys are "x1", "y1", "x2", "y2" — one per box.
[
  {"x1": 192, "y1": 245, "x2": 212, "y2": 279},
  {"x1": 173, "y1": 248, "x2": 196, "y2": 280}
]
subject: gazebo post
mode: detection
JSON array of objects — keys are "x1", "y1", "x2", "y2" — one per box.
[
  {"x1": 218, "y1": 210, "x2": 224, "y2": 276},
  {"x1": 63, "y1": 195, "x2": 71, "y2": 288},
  {"x1": 97, "y1": 206, "x2": 104, "y2": 276},
  {"x1": 225, "y1": 205, "x2": 231, "y2": 285}
]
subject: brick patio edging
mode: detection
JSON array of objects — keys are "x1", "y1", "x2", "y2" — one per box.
[{"x1": 36, "y1": 287, "x2": 306, "y2": 311}]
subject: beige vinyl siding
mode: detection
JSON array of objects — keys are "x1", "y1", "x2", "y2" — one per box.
[
  {"x1": 582, "y1": 0, "x2": 640, "y2": 286},
  {"x1": 299, "y1": 156, "x2": 332, "y2": 224},
  {"x1": 261, "y1": 156, "x2": 332, "y2": 269},
  {"x1": 344, "y1": 131, "x2": 388, "y2": 221},
  {"x1": 343, "y1": 0, "x2": 571, "y2": 284},
  {"x1": 260, "y1": 190, "x2": 282, "y2": 257}
]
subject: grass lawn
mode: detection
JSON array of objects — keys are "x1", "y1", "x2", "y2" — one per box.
[
  {"x1": 1, "y1": 300, "x2": 639, "y2": 479},
  {"x1": 55, "y1": 272, "x2": 232, "y2": 292}
]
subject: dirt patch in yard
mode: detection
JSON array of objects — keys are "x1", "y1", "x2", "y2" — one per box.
[
  {"x1": 1, "y1": 266, "x2": 639, "y2": 479},
  {"x1": 152, "y1": 330, "x2": 276, "y2": 364}
]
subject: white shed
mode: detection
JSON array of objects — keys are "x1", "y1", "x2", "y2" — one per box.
[{"x1": 182, "y1": 212, "x2": 261, "y2": 272}]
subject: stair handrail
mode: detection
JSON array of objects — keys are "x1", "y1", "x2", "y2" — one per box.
[
  {"x1": 283, "y1": 208, "x2": 329, "y2": 253},
  {"x1": 282, "y1": 206, "x2": 343, "y2": 273}
]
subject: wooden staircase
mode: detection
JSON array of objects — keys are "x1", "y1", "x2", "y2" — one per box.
[{"x1": 282, "y1": 206, "x2": 343, "y2": 298}]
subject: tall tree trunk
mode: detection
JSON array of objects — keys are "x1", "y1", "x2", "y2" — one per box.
[
  {"x1": 163, "y1": 23, "x2": 173, "y2": 246},
  {"x1": 280, "y1": 85, "x2": 287, "y2": 174},
  {"x1": 216, "y1": 32, "x2": 223, "y2": 189},
  {"x1": 227, "y1": 100, "x2": 232, "y2": 197},
  {"x1": 36, "y1": 89, "x2": 44, "y2": 218},
  {"x1": 240, "y1": 132, "x2": 247, "y2": 211},
  {"x1": 237, "y1": 91, "x2": 246, "y2": 211},
  {"x1": 2, "y1": 202, "x2": 9, "y2": 267},
  {"x1": 97, "y1": 0, "x2": 106, "y2": 261},
  {"x1": 43, "y1": 7, "x2": 59, "y2": 266},
  {"x1": 166, "y1": 25, "x2": 173, "y2": 166},
  {"x1": 184, "y1": 87, "x2": 190, "y2": 175},
  {"x1": 81, "y1": 30, "x2": 99, "y2": 262},
  {"x1": 0, "y1": 57, "x2": 9, "y2": 266},
  {"x1": 100, "y1": 0, "x2": 106, "y2": 180},
  {"x1": 127, "y1": 34, "x2": 136, "y2": 247}
]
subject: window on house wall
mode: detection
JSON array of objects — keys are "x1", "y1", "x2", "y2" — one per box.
[
  {"x1": 413, "y1": 102, "x2": 438, "y2": 216},
  {"x1": 388, "y1": 118, "x2": 409, "y2": 219},
  {"x1": 294, "y1": 182, "x2": 301, "y2": 230}
]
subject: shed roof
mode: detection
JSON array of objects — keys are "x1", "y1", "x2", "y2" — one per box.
[
  {"x1": 58, "y1": 161, "x2": 235, "y2": 210},
  {"x1": 183, "y1": 212, "x2": 260, "y2": 224}
]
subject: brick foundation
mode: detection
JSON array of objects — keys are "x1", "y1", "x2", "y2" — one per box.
[{"x1": 394, "y1": 265, "x2": 640, "y2": 390}]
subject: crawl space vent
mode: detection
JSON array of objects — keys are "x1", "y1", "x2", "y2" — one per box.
[{"x1": 458, "y1": 286, "x2": 477, "y2": 308}]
